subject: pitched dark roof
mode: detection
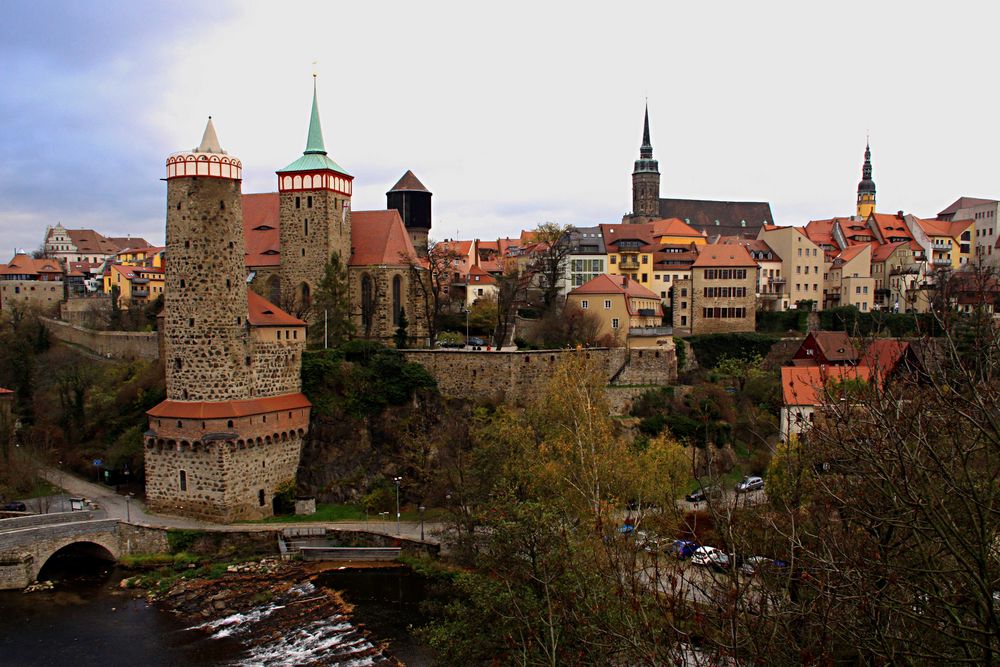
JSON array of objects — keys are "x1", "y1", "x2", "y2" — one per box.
[
  {"x1": 388, "y1": 170, "x2": 430, "y2": 194},
  {"x1": 657, "y1": 198, "x2": 773, "y2": 237},
  {"x1": 937, "y1": 196, "x2": 997, "y2": 217}
]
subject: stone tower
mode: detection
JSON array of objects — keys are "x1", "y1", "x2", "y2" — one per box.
[
  {"x1": 386, "y1": 170, "x2": 432, "y2": 255},
  {"x1": 857, "y1": 141, "x2": 876, "y2": 218},
  {"x1": 632, "y1": 103, "x2": 661, "y2": 220},
  {"x1": 145, "y1": 119, "x2": 311, "y2": 522},
  {"x1": 162, "y1": 118, "x2": 252, "y2": 401},
  {"x1": 277, "y1": 77, "x2": 354, "y2": 316}
]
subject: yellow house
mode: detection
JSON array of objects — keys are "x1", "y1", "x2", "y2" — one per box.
[
  {"x1": 908, "y1": 217, "x2": 973, "y2": 271},
  {"x1": 566, "y1": 274, "x2": 663, "y2": 345},
  {"x1": 115, "y1": 246, "x2": 161, "y2": 266},
  {"x1": 103, "y1": 263, "x2": 165, "y2": 308},
  {"x1": 600, "y1": 223, "x2": 656, "y2": 287},
  {"x1": 823, "y1": 244, "x2": 875, "y2": 311}
]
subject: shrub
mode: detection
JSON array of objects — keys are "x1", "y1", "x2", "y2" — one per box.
[{"x1": 686, "y1": 333, "x2": 781, "y2": 369}]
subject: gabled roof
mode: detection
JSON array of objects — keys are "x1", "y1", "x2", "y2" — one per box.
[
  {"x1": 388, "y1": 170, "x2": 430, "y2": 193},
  {"x1": 913, "y1": 217, "x2": 973, "y2": 239},
  {"x1": 242, "y1": 192, "x2": 281, "y2": 267},
  {"x1": 570, "y1": 273, "x2": 659, "y2": 299},
  {"x1": 781, "y1": 365, "x2": 872, "y2": 406},
  {"x1": 860, "y1": 340, "x2": 911, "y2": 380},
  {"x1": 937, "y1": 196, "x2": 998, "y2": 217},
  {"x1": 62, "y1": 229, "x2": 125, "y2": 256},
  {"x1": 0, "y1": 254, "x2": 64, "y2": 276},
  {"x1": 871, "y1": 241, "x2": 906, "y2": 263},
  {"x1": 350, "y1": 210, "x2": 419, "y2": 266},
  {"x1": 834, "y1": 244, "x2": 869, "y2": 264},
  {"x1": 718, "y1": 237, "x2": 781, "y2": 261},
  {"x1": 247, "y1": 290, "x2": 304, "y2": 327},
  {"x1": 468, "y1": 264, "x2": 497, "y2": 285},
  {"x1": 600, "y1": 223, "x2": 654, "y2": 248},
  {"x1": 869, "y1": 213, "x2": 914, "y2": 244},
  {"x1": 650, "y1": 217, "x2": 703, "y2": 238},
  {"x1": 107, "y1": 237, "x2": 152, "y2": 251},
  {"x1": 692, "y1": 243, "x2": 757, "y2": 268},
  {"x1": 801, "y1": 331, "x2": 857, "y2": 363}
]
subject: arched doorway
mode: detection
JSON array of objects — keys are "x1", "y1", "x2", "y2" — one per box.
[{"x1": 298, "y1": 282, "x2": 312, "y2": 313}]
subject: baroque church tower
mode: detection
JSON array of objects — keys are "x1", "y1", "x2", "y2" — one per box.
[
  {"x1": 631, "y1": 103, "x2": 661, "y2": 221},
  {"x1": 856, "y1": 141, "x2": 876, "y2": 218},
  {"x1": 146, "y1": 119, "x2": 310, "y2": 522},
  {"x1": 277, "y1": 77, "x2": 354, "y2": 316}
]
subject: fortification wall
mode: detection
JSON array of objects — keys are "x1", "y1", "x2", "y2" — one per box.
[
  {"x1": 403, "y1": 346, "x2": 675, "y2": 408},
  {"x1": 41, "y1": 317, "x2": 159, "y2": 360}
]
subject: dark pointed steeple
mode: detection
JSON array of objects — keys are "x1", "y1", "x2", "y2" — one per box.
[
  {"x1": 632, "y1": 103, "x2": 660, "y2": 218},
  {"x1": 857, "y1": 140, "x2": 876, "y2": 217}
]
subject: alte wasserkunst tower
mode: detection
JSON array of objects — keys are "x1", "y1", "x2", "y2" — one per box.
[{"x1": 145, "y1": 119, "x2": 311, "y2": 522}]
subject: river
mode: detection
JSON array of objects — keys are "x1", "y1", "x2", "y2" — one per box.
[{"x1": 0, "y1": 556, "x2": 434, "y2": 666}]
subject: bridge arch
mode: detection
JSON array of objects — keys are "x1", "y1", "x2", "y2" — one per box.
[{"x1": 31, "y1": 532, "x2": 121, "y2": 582}]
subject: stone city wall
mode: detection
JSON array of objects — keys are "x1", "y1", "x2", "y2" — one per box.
[
  {"x1": 41, "y1": 317, "x2": 159, "y2": 360},
  {"x1": 402, "y1": 346, "x2": 676, "y2": 409},
  {"x1": 251, "y1": 335, "x2": 305, "y2": 397}
]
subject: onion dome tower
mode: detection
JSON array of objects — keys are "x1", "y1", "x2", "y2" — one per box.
[
  {"x1": 632, "y1": 103, "x2": 661, "y2": 220},
  {"x1": 857, "y1": 141, "x2": 876, "y2": 218},
  {"x1": 387, "y1": 170, "x2": 432, "y2": 254},
  {"x1": 277, "y1": 76, "x2": 353, "y2": 317}
]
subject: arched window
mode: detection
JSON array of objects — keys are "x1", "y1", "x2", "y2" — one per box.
[
  {"x1": 392, "y1": 275, "x2": 402, "y2": 325},
  {"x1": 267, "y1": 275, "x2": 280, "y2": 304},
  {"x1": 361, "y1": 274, "x2": 375, "y2": 334},
  {"x1": 299, "y1": 282, "x2": 311, "y2": 310}
]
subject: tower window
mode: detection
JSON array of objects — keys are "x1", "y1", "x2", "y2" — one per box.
[
  {"x1": 307, "y1": 196, "x2": 313, "y2": 208},
  {"x1": 174, "y1": 358, "x2": 182, "y2": 370},
  {"x1": 226, "y1": 279, "x2": 231, "y2": 289},
  {"x1": 185, "y1": 240, "x2": 190, "y2": 249},
  {"x1": 227, "y1": 420, "x2": 234, "y2": 428},
  {"x1": 304, "y1": 220, "x2": 309, "y2": 235},
  {"x1": 295, "y1": 197, "x2": 301, "y2": 209},
  {"x1": 220, "y1": 201, "x2": 225, "y2": 210},
  {"x1": 176, "y1": 202, "x2": 181, "y2": 210},
  {"x1": 180, "y1": 279, "x2": 186, "y2": 288},
  {"x1": 179, "y1": 470, "x2": 187, "y2": 492},
  {"x1": 301, "y1": 248, "x2": 305, "y2": 257},
  {"x1": 189, "y1": 318, "x2": 194, "y2": 327}
]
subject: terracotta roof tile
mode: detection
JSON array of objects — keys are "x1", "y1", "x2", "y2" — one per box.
[
  {"x1": 871, "y1": 242, "x2": 906, "y2": 263},
  {"x1": 242, "y1": 193, "x2": 281, "y2": 268},
  {"x1": 0, "y1": 254, "x2": 64, "y2": 276},
  {"x1": 147, "y1": 393, "x2": 311, "y2": 419},
  {"x1": 247, "y1": 290, "x2": 304, "y2": 327},
  {"x1": 650, "y1": 217, "x2": 703, "y2": 238},
  {"x1": 781, "y1": 365, "x2": 872, "y2": 406},
  {"x1": 387, "y1": 170, "x2": 430, "y2": 193},
  {"x1": 350, "y1": 210, "x2": 419, "y2": 266},
  {"x1": 692, "y1": 244, "x2": 757, "y2": 268}
]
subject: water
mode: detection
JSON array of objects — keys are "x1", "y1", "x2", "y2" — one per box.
[{"x1": 0, "y1": 558, "x2": 433, "y2": 667}]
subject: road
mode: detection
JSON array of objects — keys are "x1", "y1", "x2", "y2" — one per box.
[{"x1": 36, "y1": 467, "x2": 445, "y2": 544}]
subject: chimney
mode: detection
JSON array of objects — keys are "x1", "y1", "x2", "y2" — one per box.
[
  {"x1": 897, "y1": 211, "x2": 904, "y2": 219},
  {"x1": 622, "y1": 274, "x2": 629, "y2": 286}
]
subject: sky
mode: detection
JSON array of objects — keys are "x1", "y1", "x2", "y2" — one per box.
[{"x1": 2, "y1": 1, "x2": 998, "y2": 260}]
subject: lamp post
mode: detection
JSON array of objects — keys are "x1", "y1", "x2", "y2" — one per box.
[
  {"x1": 125, "y1": 493, "x2": 132, "y2": 523},
  {"x1": 393, "y1": 476, "x2": 402, "y2": 536},
  {"x1": 419, "y1": 505, "x2": 426, "y2": 541},
  {"x1": 463, "y1": 308, "x2": 470, "y2": 346}
]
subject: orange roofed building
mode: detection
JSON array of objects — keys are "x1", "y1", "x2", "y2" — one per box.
[
  {"x1": 673, "y1": 244, "x2": 757, "y2": 335},
  {"x1": 567, "y1": 274, "x2": 663, "y2": 346}
]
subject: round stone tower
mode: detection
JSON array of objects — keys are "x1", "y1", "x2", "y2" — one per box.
[
  {"x1": 163, "y1": 118, "x2": 252, "y2": 401},
  {"x1": 277, "y1": 77, "x2": 353, "y2": 317}
]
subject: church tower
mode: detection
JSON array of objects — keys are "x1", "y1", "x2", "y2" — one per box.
[
  {"x1": 631, "y1": 103, "x2": 661, "y2": 220},
  {"x1": 387, "y1": 170, "x2": 432, "y2": 255},
  {"x1": 162, "y1": 118, "x2": 252, "y2": 401},
  {"x1": 856, "y1": 141, "x2": 876, "y2": 218},
  {"x1": 277, "y1": 77, "x2": 354, "y2": 316}
]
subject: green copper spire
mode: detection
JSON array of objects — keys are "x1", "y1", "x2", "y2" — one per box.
[
  {"x1": 304, "y1": 76, "x2": 326, "y2": 155},
  {"x1": 277, "y1": 75, "x2": 351, "y2": 176}
]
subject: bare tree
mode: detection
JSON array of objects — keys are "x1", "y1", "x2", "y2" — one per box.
[
  {"x1": 527, "y1": 222, "x2": 575, "y2": 310},
  {"x1": 401, "y1": 239, "x2": 462, "y2": 344},
  {"x1": 492, "y1": 266, "x2": 531, "y2": 348}
]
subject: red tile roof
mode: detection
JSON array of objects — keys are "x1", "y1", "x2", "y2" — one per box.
[
  {"x1": 871, "y1": 241, "x2": 906, "y2": 263},
  {"x1": 0, "y1": 254, "x2": 64, "y2": 276},
  {"x1": 147, "y1": 392, "x2": 311, "y2": 419},
  {"x1": 781, "y1": 365, "x2": 872, "y2": 406},
  {"x1": 571, "y1": 273, "x2": 659, "y2": 299},
  {"x1": 247, "y1": 290, "x2": 304, "y2": 326},
  {"x1": 600, "y1": 223, "x2": 654, "y2": 247},
  {"x1": 243, "y1": 192, "x2": 281, "y2": 268},
  {"x1": 860, "y1": 340, "x2": 910, "y2": 380},
  {"x1": 651, "y1": 217, "x2": 703, "y2": 238},
  {"x1": 718, "y1": 237, "x2": 782, "y2": 261},
  {"x1": 914, "y1": 217, "x2": 973, "y2": 239},
  {"x1": 349, "y1": 210, "x2": 419, "y2": 266},
  {"x1": 835, "y1": 244, "x2": 869, "y2": 264},
  {"x1": 692, "y1": 244, "x2": 757, "y2": 268},
  {"x1": 468, "y1": 264, "x2": 497, "y2": 285}
]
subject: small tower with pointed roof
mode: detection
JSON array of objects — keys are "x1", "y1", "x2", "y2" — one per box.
[
  {"x1": 387, "y1": 170, "x2": 432, "y2": 254},
  {"x1": 632, "y1": 103, "x2": 661, "y2": 221},
  {"x1": 277, "y1": 77, "x2": 353, "y2": 317},
  {"x1": 857, "y1": 141, "x2": 876, "y2": 218}
]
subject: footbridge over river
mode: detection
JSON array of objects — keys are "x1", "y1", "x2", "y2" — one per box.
[{"x1": 0, "y1": 512, "x2": 165, "y2": 590}]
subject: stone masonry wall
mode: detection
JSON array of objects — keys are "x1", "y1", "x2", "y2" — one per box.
[
  {"x1": 348, "y1": 265, "x2": 429, "y2": 345},
  {"x1": 279, "y1": 189, "x2": 351, "y2": 318},
  {"x1": 402, "y1": 347, "x2": 675, "y2": 408},
  {"x1": 689, "y1": 269, "x2": 757, "y2": 335},
  {"x1": 164, "y1": 176, "x2": 252, "y2": 401},
  {"x1": 250, "y1": 330, "x2": 305, "y2": 397},
  {"x1": 41, "y1": 317, "x2": 159, "y2": 360},
  {"x1": 0, "y1": 280, "x2": 64, "y2": 314}
]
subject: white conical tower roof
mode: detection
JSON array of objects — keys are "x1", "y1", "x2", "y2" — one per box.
[{"x1": 195, "y1": 116, "x2": 226, "y2": 154}]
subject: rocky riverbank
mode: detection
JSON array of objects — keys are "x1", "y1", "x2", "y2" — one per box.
[{"x1": 137, "y1": 558, "x2": 406, "y2": 666}]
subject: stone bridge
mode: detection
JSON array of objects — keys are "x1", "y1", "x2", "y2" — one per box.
[{"x1": 0, "y1": 511, "x2": 167, "y2": 590}]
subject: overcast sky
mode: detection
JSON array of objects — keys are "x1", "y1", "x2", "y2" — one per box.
[{"x1": 2, "y1": 1, "x2": 997, "y2": 260}]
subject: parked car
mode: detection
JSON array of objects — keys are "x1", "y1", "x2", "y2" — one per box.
[
  {"x1": 740, "y1": 556, "x2": 788, "y2": 576},
  {"x1": 1, "y1": 501, "x2": 27, "y2": 512},
  {"x1": 691, "y1": 546, "x2": 730, "y2": 569},
  {"x1": 669, "y1": 539, "x2": 699, "y2": 560},
  {"x1": 435, "y1": 340, "x2": 464, "y2": 349},
  {"x1": 685, "y1": 485, "x2": 720, "y2": 503},
  {"x1": 734, "y1": 476, "x2": 764, "y2": 493},
  {"x1": 467, "y1": 336, "x2": 486, "y2": 347}
]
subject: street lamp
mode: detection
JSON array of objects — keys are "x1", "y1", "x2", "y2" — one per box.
[
  {"x1": 125, "y1": 493, "x2": 132, "y2": 523},
  {"x1": 462, "y1": 308, "x2": 470, "y2": 347},
  {"x1": 393, "y1": 476, "x2": 402, "y2": 536},
  {"x1": 419, "y1": 505, "x2": 426, "y2": 541}
]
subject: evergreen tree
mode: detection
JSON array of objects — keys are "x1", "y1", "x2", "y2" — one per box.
[
  {"x1": 309, "y1": 252, "x2": 354, "y2": 348},
  {"x1": 394, "y1": 309, "x2": 409, "y2": 349}
]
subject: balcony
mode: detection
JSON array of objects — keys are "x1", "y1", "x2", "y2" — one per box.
[
  {"x1": 932, "y1": 258, "x2": 952, "y2": 266},
  {"x1": 637, "y1": 308, "x2": 657, "y2": 317},
  {"x1": 875, "y1": 287, "x2": 891, "y2": 297},
  {"x1": 889, "y1": 265, "x2": 919, "y2": 276},
  {"x1": 758, "y1": 292, "x2": 781, "y2": 300},
  {"x1": 132, "y1": 289, "x2": 149, "y2": 298},
  {"x1": 768, "y1": 277, "x2": 787, "y2": 284},
  {"x1": 619, "y1": 259, "x2": 640, "y2": 271},
  {"x1": 629, "y1": 326, "x2": 672, "y2": 337},
  {"x1": 827, "y1": 292, "x2": 841, "y2": 302}
]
